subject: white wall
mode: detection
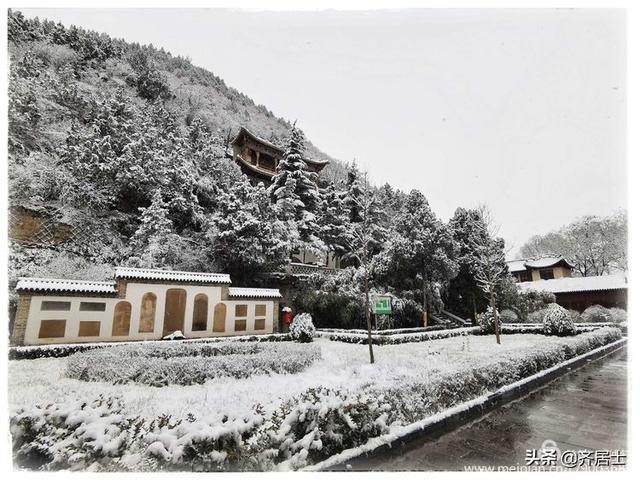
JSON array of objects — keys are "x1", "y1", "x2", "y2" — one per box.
[{"x1": 23, "y1": 282, "x2": 276, "y2": 345}]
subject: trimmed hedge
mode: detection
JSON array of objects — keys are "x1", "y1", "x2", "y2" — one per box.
[
  {"x1": 317, "y1": 327, "x2": 480, "y2": 345},
  {"x1": 9, "y1": 333, "x2": 293, "y2": 361},
  {"x1": 65, "y1": 341, "x2": 320, "y2": 386}
]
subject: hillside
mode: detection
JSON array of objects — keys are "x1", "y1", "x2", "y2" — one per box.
[
  {"x1": 7, "y1": 10, "x2": 345, "y2": 178},
  {"x1": 8, "y1": 9, "x2": 353, "y2": 287}
]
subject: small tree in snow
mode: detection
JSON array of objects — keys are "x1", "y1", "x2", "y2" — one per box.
[
  {"x1": 472, "y1": 238, "x2": 506, "y2": 344},
  {"x1": 128, "y1": 190, "x2": 176, "y2": 268},
  {"x1": 343, "y1": 171, "x2": 378, "y2": 364},
  {"x1": 290, "y1": 313, "x2": 316, "y2": 343}
]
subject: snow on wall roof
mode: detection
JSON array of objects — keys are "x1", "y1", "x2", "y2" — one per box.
[
  {"x1": 16, "y1": 278, "x2": 117, "y2": 294},
  {"x1": 115, "y1": 267, "x2": 231, "y2": 284},
  {"x1": 228, "y1": 287, "x2": 282, "y2": 298},
  {"x1": 517, "y1": 275, "x2": 627, "y2": 294},
  {"x1": 507, "y1": 256, "x2": 573, "y2": 272}
]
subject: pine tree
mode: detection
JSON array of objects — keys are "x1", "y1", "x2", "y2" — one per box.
[
  {"x1": 208, "y1": 183, "x2": 291, "y2": 283},
  {"x1": 344, "y1": 160, "x2": 364, "y2": 223},
  {"x1": 317, "y1": 181, "x2": 349, "y2": 256},
  {"x1": 379, "y1": 190, "x2": 459, "y2": 325},
  {"x1": 446, "y1": 207, "x2": 495, "y2": 322},
  {"x1": 268, "y1": 125, "x2": 321, "y2": 248},
  {"x1": 129, "y1": 191, "x2": 176, "y2": 268}
]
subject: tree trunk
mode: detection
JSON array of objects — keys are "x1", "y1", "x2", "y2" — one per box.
[
  {"x1": 422, "y1": 278, "x2": 429, "y2": 327},
  {"x1": 472, "y1": 291, "x2": 478, "y2": 326},
  {"x1": 491, "y1": 290, "x2": 500, "y2": 344},
  {"x1": 364, "y1": 257, "x2": 374, "y2": 364}
]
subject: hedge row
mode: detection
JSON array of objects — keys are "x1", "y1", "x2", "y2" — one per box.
[
  {"x1": 10, "y1": 328, "x2": 622, "y2": 471},
  {"x1": 317, "y1": 326, "x2": 480, "y2": 345},
  {"x1": 317, "y1": 326, "x2": 445, "y2": 336},
  {"x1": 65, "y1": 341, "x2": 320, "y2": 386},
  {"x1": 320, "y1": 323, "x2": 616, "y2": 345},
  {"x1": 9, "y1": 333, "x2": 293, "y2": 361}
]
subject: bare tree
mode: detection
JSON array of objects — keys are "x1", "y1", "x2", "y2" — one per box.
[
  {"x1": 473, "y1": 240, "x2": 505, "y2": 344},
  {"x1": 346, "y1": 170, "x2": 376, "y2": 364}
]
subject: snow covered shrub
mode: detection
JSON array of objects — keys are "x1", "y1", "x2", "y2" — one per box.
[
  {"x1": 543, "y1": 303, "x2": 576, "y2": 336},
  {"x1": 66, "y1": 341, "x2": 320, "y2": 386},
  {"x1": 11, "y1": 395, "x2": 137, "y2": 471},
  {"x1": 499, "y1": 309, "x2": 519, "y2": 323},
  {"x1": 253, "y1": 387, "x2": 391, "y2": 470},
  {"x1": 290, "y1": 313, "x2": 316, "y2": 343},
  {"x1": 9, "y1": 343, "x2": 106, "y2": 360},
  {"x1": 567, "y1": 309, "x2": 581, "y2": 324},
  {"x1": 477, "y1": 308, "x2": 501, "y2": 335},
  {"x1": 526, "y1": 307, "x2": 549, "y2": 324},
  {"x1": 324, "y1": 326, "x2": 478, "y2": 345},
  {"x1": 580, "y1": 304, "x2": 612, "y2": 323},
  {"x1": 608, "y1": 308, "x2": 627, "y2": 324}
]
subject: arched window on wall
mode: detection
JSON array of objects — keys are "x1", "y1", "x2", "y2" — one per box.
[
  {"x1": 139, "y1": 293, "x2": 157, "y2": 333},
  {"x1": 112, "y1": 301, "x2": 131, "y2": 336},
  {"x1": 213, "y1": 303, "x2": 226, "y2": 332},
  {"x1": 192, "y1": 294, "x2": 208, "y2": 331}
]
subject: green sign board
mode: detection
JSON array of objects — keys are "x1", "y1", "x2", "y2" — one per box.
[{"x1": 373, "y1": 296, "x2": 392, "y2": 315}]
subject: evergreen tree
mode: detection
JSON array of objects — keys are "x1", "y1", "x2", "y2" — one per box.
[
  {"x1": 445, "y1": 207, "x2": 494, "y2": 322},
  {"x1": 208, "y1": 183, "x2": 291, "y2": 283},
  {"x1": 378, "y1": 190, "x2": 459, "y2": 325},
  {"x1": 268, "y1": 125, "x2": 321, "y2": 248},
  {"x1": 128, "y1": 191, "x2": 176, "y2": 268},
  {"x1": 317, "y1": 181, "x2": 349, "y2": 257},
  {"x1": 344, "y1": 160, "x2": 364, "y2": 223}
]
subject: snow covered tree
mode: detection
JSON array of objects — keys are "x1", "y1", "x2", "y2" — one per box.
[
  {"x1": 268, "y1": 125, "x2": 322, "y2": 250},
  {"x1": 340, "y1": 163, "x2": 387, "y2": 265},
  {"x1": 344, "y1": 160, "x2": 364, "y2": 224},
  {"x1": 317, "y1": 181, "x2": 349, "y2": 257},
  {"x1": 379, "y1": 190, "x2": 459, "y2": 326},
  {"x1": 446, "y1": 207, "x2": 495, "y2": 322},
  {"x1": 519, "y1": 211, "x2": 627, "y2": 276},
  {"x1": 342, "y1": 172, "x2": 380, "y2": 363},
  {"x1": 128, "y1": 191, "x2": 177, "y2": 268},
  {"x1": 208, "y1": 183, "x2": 291, "y2": 283},
  {"x1": 472, "y1": 237, "x2": 508, "y2": 344}
]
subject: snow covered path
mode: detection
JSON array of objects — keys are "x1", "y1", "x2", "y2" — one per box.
[{"x1": 9, "y1": 334, "x2": 590, "y2": 421}]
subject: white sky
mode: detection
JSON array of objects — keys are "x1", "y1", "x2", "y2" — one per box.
[{"x1": 20, "y1": 8, "x2": 626, "y2": 255}]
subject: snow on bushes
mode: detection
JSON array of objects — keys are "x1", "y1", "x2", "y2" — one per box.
[
  {"x1": 477, "y1": 308, "x2": 501, "y2": 335},
  {"x1": 543, "y1": 303, "x2": 576, "y2": 336},
  {"x1": 11, "y1": 328, "x2": 622, "y2": 471},
  {"x1": 499, "y1": 309, "x2": 519, "y2": 323},
  {"x1": 607, "y1": 308, "x2": 627, "y2": 324},
  {"x1": 290, "y1": 313, "x2": 316, "y2": 343},
  {"x1": 320, "y1": 326, "x2": 479, "y2": 345},
  {"x1": 65, "y1": 341, "x2": 321, "y2": 386},
  {"x1": 9, "y1": 333, "x2": 293, "y2": 360}
]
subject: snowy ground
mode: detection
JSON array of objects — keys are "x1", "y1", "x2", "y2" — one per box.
[{"x1": 9, "y1": 334, "x2": 587, "y2": 421}]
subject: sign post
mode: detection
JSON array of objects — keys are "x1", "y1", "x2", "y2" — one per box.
[{"x1": 372, "y1": 295, "x2": 392, "y2": 331}]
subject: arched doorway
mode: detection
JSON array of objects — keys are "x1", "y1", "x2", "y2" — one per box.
[{"x1": 163, "y1": 288, "x2": 186, "y2": 336}]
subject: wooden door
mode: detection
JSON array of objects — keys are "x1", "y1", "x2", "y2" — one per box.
[{"x1": 163, "y1": 288, "x2": 186, "y2": 336}]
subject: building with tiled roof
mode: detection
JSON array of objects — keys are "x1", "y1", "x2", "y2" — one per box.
[
  {"x1": 12, "y1": 267, "x2": 282, "y2": 346},
  {"x1": 507, "y1": 256, "x2": 574, "y2": 283},
  {"x1": 517, "y1": 274, "x2": 627, "y2": 312}
]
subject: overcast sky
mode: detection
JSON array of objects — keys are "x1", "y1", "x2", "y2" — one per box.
[{"x1": 21, "y1": 8, "x2": 626, "y2": 256}]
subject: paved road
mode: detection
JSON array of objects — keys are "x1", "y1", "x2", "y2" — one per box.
[{"x1": 338, "y1": 347, "x2": 627, "y2": 471}]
